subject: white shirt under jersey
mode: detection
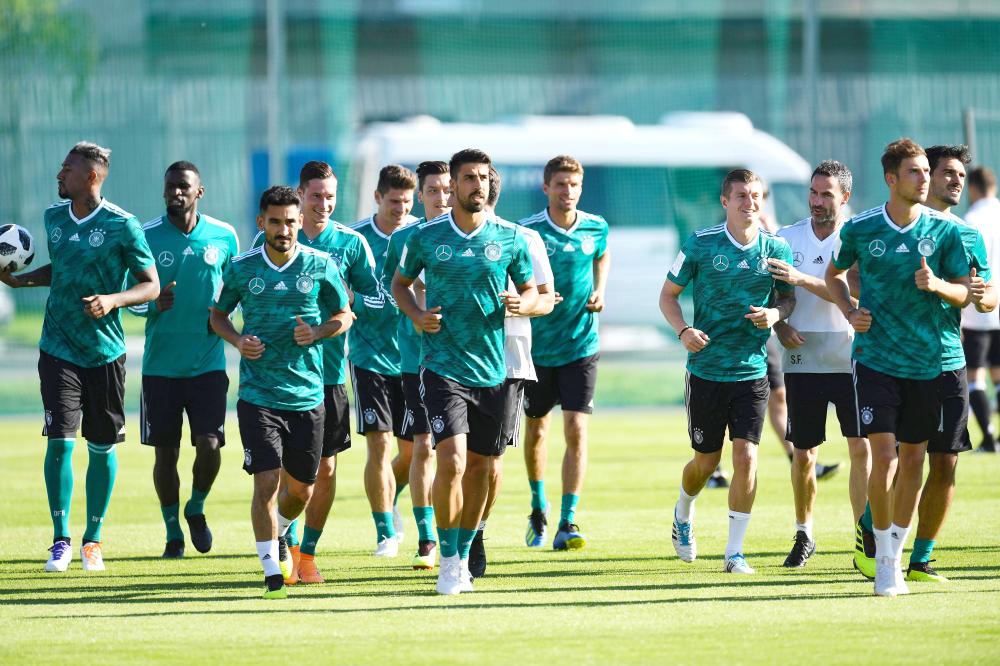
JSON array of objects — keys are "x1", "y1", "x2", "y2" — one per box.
[
  {"x1": 505, "y1": 225, "x2": 553, "y2": 380},
  {"x1": 778, "y1": 218, "x2": 853, "y2": 373},
  {"x1": 962, "y1": 197, "x2": 1000, "y2": 330}
]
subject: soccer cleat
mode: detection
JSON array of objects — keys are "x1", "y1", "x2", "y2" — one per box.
[
  {"x1": 436, "y1": 555, "x2": 463, "y2": 595},
  {"x1": 185, "y1": 513, "x2": 213, "y2": 554},
  {"x1": 783, "y1": 530, "x2": 816, "y2": 568},
  {"x1": 468, "y1": 530, "x2": 487, "y2": 578},
  {"x1": 285, "y1": 545, "x2": 301, "y2": 585},
  {"x1": 525, "y1": 508, "x2": 548, "y2": 548},
  {"x1": 459, "y1": 559, "x2": 474, "y2": 592},
  {"x1": 873, "y1": 557, "x2": 898, "y2": 597},
  {"x1": 906, "y1": 560, "x2": 948, "y2": 583},
  {"x1": 412, "y1": 540, "x2": 437, "y2": 570},
  {"x1": 44, "y1": 540, "x2": 72, "y2": 572},
  {"x1": 723, "y1": 553, "x2": 755, "y2": 574},
  {"x1": 553, "y1": 522, "x2": 587, "y2": 551},
  {"x1": 277, "y1": 536, "x2": 292, "y2": 580},
  {"x1": 162, "y1": 539, "x2": 185, "y2": 559},
  {"x1": 392, "y1": 504, "x2": 405, "y2": 545},
  {"x1": 671, "y1": 517, "x2": 697, "y2": 563},
  {"x1": 374, "y1": 536, "x2": 399, "y2": 558},
  {"x1": 297, "y1": 553, "x2": 325, "y2": 584},
  {"x1": 973, "y1": 443, "x2": 997, "y2": 454},
  {"x1": 263, "y1": 573, "x2": 288, "y2": 599},
  {"x1": 815, "y1": 462, "x2": 841, "y2": 481},
  {"x1": 80, "y1": 542, "x2": 106, "y2": 571},
  {"x1": 706, "y1": 467, "x2": 729, "y2": 489},
  {"x1": 853, "y1": 519, "x2": 876, "y2": 580}
]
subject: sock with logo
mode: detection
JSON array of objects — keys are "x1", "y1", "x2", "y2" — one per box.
[
  {"x1": 256, "y1": 540, "x2": 281, "y2": 576},
  {"x1": 889, "y1": 522, "x2": 910, "y2": 562},
  {"x1": 373, "y1": 511, "x2": 396, "y2": 541},
  {"x1": 44, "y1": 438, "x2": 75, "y2": 541},
  {"x1": 725, "y1": 510, "x2": 751, "y2": 559},
  {"x1": 413, "y1": 506, "x2": 436, "y2": 542},
  {"x1": 184, "y1": 487, "x2": 209, "y2": 518},
  {"x1": 161, "y1": 502, "x2": 184, "y2": 542},
  {"x1": 909, "y1": 538, "x2": 935, "y2": 565},
  {"x1": 437, "y1": 527, "x2": 459, "y2": 558},
  {"x1": 285, "y1": 518, "x2": 301, "y2": 547},
  {"x1": 457, "y1": 528, "x2": 477, "y2": 561},
  {"x1": 300, "y1": 525, "x2": 323, "y2": 556},
  {"x1": 529, "y1": 479, "x2": 547, "y2": 511},
  {"x1": 82, "y1": 442, "x2": 118, "y2": 542}
]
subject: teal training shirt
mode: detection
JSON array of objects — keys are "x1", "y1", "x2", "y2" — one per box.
[
  {"x1": 383, "y1": 217, "x2": 428, "y2": 375},
  {"x1": 938, "y1": 211, "x2": 991, "y2": 372}
]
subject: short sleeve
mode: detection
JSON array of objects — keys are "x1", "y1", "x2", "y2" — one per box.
[
  {"x1": 250, "y1": 229, "x2": 264, "y2": 249},
  {"x1": 968, "y1": 227, "x2": 991, "y2": 283},
  {"x1": 941, "y1": 223, "x2": 972, "y2": 280},
  {"x1": 525, "y1": 232, "x2": 553, "y2": 287},
  {"x1": 667, "y1": 234, "x2": 697, "y2": 287},
  {"x1": 319, "y1": 256, "x2": 350, "y2": 314},
  {"x1": 831, "y1": 222, "x2": 857, "y2": 270},
  {"x1": 123, "y1": 216, "x2": 155, "y2": 272},
  {"x1": 773, "y1": 238, "x2": 795, "y2": 294},
  {"x1": 595, "y1": 218, "x2": 609, "y2": 258},
  {"x1": 349, "y1": 236, "x2": 383, "y2": 305},
  {"x1": 398, "y1": 233, "x2": 425, "y2": 280},
  {"x1": 214, "y1": 263, "x2": 241, "y2": 314},
  {"x1": 508, "y1": 231, "x2": 534, "y2": 285}
]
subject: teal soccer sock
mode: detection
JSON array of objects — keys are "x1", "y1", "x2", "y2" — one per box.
[
  {"x1": 373, "y1": 511, "x2": 396, "y2": 540},
  {"x1": 184, "y1": 488, "x2": 209, "y2": 518},
  {"x1": 413, "y1": 506, "x2": 436, "y2": 542},
  {"x1": 44, "y1": 438, "x2": 75, "y2": 541},
  {"x1": 861, "y1": 503, "x2": 873, "y2": 532},
  {"x1": 457, "y1": 528, "x2": 477, "y2": 560},
  {"x1": 560, "y1": 493, "x2": 580, "y2": 526},
  {"x1": 286, "y1": 518, "x2": 301, "y2": 547},
  {"x1": 301, "y1": 525, "x2": 323, "y2": 556},
  {"x1": 529, "y1": 479, "x2": 547, "y2": 511},
  {"x1": 161, "y1": 502, "x2": 184, "y2": 542},
  {"x1": 83, "y1": 442, "x2": 118, "y2": 542},
  {"x1": 437, "y1": 527, "x2": 459, "y2": 558},
  {"x1": 910, "y1": 538, "x2": 935, "y2": 564}
]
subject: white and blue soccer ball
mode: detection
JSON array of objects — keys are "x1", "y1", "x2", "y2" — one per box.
[{"x1": 0, "y1": 224, "x2": 35, "y2": 272}]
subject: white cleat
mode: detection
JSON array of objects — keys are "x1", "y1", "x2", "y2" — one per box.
[
  {"x1": 893, "y1": 559, "x2": 910, "y2": 595},
  {"x1": 392, "y1": 504, "x2": 405, "y2": 545},
  {"x1": 80, "y1": 542, "x2": 106, "y2": 572},
  {"x1": 671, "y1": 515, "x2": 697, "y2": 563},
  {"x1": 874, "y1": 557, "x2": 898, "y2": 597},
  {"x1": 723, "y1": 553, "x2": 755, "y2": 574},
  {"x1": 436, "y1": 555, "x2": 463, "y2": 595},
  {"x1": 44, "y1": 540, "x2": 72, "y2": 572},
  {"x1": 374, "y1": 536, "x2": 399, "y2": 558},
  {"x1": 459, "y1": 559, "x2": 474, "y2": 593}
]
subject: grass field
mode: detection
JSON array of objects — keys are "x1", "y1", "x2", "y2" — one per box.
[{"x1": 2, "y1": 410, "x2": 1000, "y2": 664}]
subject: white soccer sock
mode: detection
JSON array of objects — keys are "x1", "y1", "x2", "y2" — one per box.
[
  {"x1": 889, "y1": 523, "x2": 910, "y2": 562},
  {"x1": 725, "y1": 510, "x2": 751, "y2": 558},
  {"x1": 795, "y1": 520, "x2": 813, "y2": 541},
  {"x1": 873, "y1": 527, "x2": 892, "y2": 560},
  {"x1": 256, "y1": 540, "x2": 281, "y2": 576},
  {"x1": 276, "y1": 512, "x2": 294, "y2": 537},
  {"x1": 675, "y1": 486, "x2": 697, "y2": 523}
]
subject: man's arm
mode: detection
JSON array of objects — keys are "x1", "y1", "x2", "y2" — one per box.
[
  {"x1": 392, "y1": 269, "x2": 442, "y2": 333},
  {"x1": 501, "y1": 279, "x2": 539, "y2": 316},
  {"x1": 659, "y1": 277, "x2": 709, "y2": 353},
  {"x1": 768, "y1": 257, "x2": 858, "y2": 306},
  {"x1": 744, "y1": 289, "x2": 795, "y2": 328},
  {"x1": 825, "y1": 261, "x2": 871, "y2": 332},
  {"x1": 0, "y1": 263, "x2": 52, "y2": 288},
  {"x1": 82, "y1": 265, "x2": 161, "y2": 320},
  {"x1": 914, "y1": 257, "x2": 971, "y2": 308},
  {"x1": 293, "y1": 309, "x2": 354, "y2": 346},
  {"x1": 587, "y1": 249, "x2": 610, "y2": 312},
  {"x1": 209, "y1": 306, "x2": 265, "y2": 359}
]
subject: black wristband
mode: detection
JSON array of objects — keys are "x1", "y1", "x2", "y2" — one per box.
[{"x1": 677, "y1": 325, "x2": 692, "y2": 339}]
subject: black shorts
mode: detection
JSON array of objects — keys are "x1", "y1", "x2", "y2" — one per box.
[
  {"x1": 140, "y1": 371, "x2": 228, "y2": 448},
  {"x1": 685, "y1": 373, "x2": 769, "y2": 453},
  {"x1": 928, "y1": 369, "x2": 972, "y2": 455},
  {"x1": 350, "y1": 364, "x2": 405, "y2": 437},
  {"x1": 500, "y1": 378, "x2": 526, "y2": 448},
  {"x1": 523, "y1": 353, "x2": 599, "y2": 418},
  {"x1": 236, "y1": 399, "x2": 324, "y2": 484},
  {"x1": 322, "y1": 384, "x2": 352, "y2": 457},
  {"x1": 39, "y1": 350, "x2": 126, "y2": 444},
  {"x1": 400, "y1": 372, "x2": 431, "y2": 440},
  {"x1": 784, "y1": 373, "x2": 861, "y2": 449},
  {"x1": 852, "y1": 362, "x2": 941, "y2": 444},
  {"x1": 766, "y1": 337, "x2": 784, "y2": 391},
  {"x1": 962, "y1": 329, "x2": 1000, "y2": 369},
  {"x1": 419, "y1": 368, "x2": 508, "y2": 457}
]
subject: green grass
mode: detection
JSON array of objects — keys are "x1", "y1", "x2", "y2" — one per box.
[{"x1": 2, "y1": 411, "x2": 1000, "y2": 664}]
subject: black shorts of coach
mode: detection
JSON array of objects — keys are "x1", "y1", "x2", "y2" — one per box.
[
  {"x1": 140, "y1": 371, "x2": 228, "y2": 448},
  {"x1": 237, "y1": 399, "x2": 325, "y2": 484},
  {"x1": 501, "y1": 378, "x2": 526, "y2": 448},
  {"x1": 523, "y1": 352, "x2": 599, "y2": 418},
  {"x1": 419, "y1": 368, "x2": 508, "y2": 457},
  {"x1": 39, "y1": 350, "x2": 126, "y2": 444},
  {"x1": 962, "y1": 329, "x2": 1000, "y2": 369},
  {"x1": 322, "y1": 384, "x2": 352, "y2": 456},
  {"x1": 350, "y1": 364, "x2": 406, "y2": 438},
  {"x1": 928, "y1": 368, "x2": 972, "y2": 455},
  {"x1": 852, "y1": 361, "x2": 940, "y2": 443},
  {"x1": 784, "y1": 372, "x2": 861, "y2": 450},
  {"x1": 685, "y1": 372, "x2": 769, "y2": 454},
  {"x1": 399, "y1": 372, "x2": 431, "y2": 441}
]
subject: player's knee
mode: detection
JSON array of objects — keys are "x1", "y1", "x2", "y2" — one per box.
[
  {"x1": 193, "y1": 434, "x2": 221, "y2": 453},
  {"x1": 316, "y1": 456, "x2": 337, "y2": 480},
  {"x1": 437, "y1": 451, "x2": 465, "y2": 480},
  {"x1": 929, "y1": 453, "x2": 957, "y2": 484},
  {"x1": 693, "y1": 451, "x2": 722, "y2": 476},
  {"x1": 732, "y1": 448, "x2": 757, "y2": 475}
]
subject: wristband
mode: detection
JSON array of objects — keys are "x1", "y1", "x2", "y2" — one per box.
[{"x1": 677, "y1": 326, "x2": 692, "y2": 339}]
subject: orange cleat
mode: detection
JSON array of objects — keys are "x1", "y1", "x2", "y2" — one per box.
[
  {"x1": 297, "y1": 553, "x2": 326, "y2": 584},
  {"x1": 284, "y1": 545, "x2": 301, "y2": 585}
]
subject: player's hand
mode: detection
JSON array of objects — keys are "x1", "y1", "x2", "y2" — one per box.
[
  {"x1": 915, "y1": 256, "x2": 940, "y2": 293},
  {"x1": 847, "y1": 307, "x2": 872, "y2": 333},
  {"x1": 553, "y1": 291, "x2": 564, "y2": 305},
  {"x1": 969, "y1": 266, "x2": 986, "y2": 304},
  {"x1": 293, "y1": 315, "x2": 318, "y2": 346},
  {"x1": 81, "y1": 294, "x2": 117, "y2": 319},
  {"x1": 774, "y1": 321, "x2": 806, "y2": 348},
  {"x1": 156, "y1": 281, "x2": 176, "y2": 312},
  {"x1": 416, "y1": 306, "x2": 443, "y2": 333},
  {"x1": 679, "y1": 327, "x2": 710, "y2": 353},
  {"x1": 0, "y1": 266, "x2": 22, "y2": 288},
  {"x1": 586, "y1": 291, "x2": 605, "y2": 312},
  {"x1": 744, "y1": 304, "x2": 778, "y2": 329},
  {"x1": 500, "y1": 290, "x2": 521, "y2": 315},
  {"x1": 767, "y1": 258, "x2": 804, "y2": 286},
  {"x1": 238, "y1": 334, "x2": 265, "y2": 359}
]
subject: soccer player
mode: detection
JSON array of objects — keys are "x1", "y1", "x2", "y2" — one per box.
[
  {"x1": 382, "y1": 160, "x2": 452, "y2": 569},
  {"x1": 905, "y1": 144, "x2": 994, "y2": 582},
  {"x1": 0, "y1": 142, "x2": 160, "y2": 572},
  {"x1": 392, "y1": 148, "x2": 537, "y2": 594},
  {"x1": 129, "y1": 161, "x2": 239, "y2": 559},
  {"x1": 962, "y1": 166, "x2": 1000, "y2": 453},
  {"x1": 210, "y1": 186, "x2": 352, "y2": 599},
  {"x1": 351, "y1": 165, "x2": 418, "y2": 556},
  {"x1": 250, "y1": 162, "x2": 381, "y2": 583},
  {"x1": 766, "y1": 160, "x2": 870, "y2": 568},
  {"x1": 661, "y1": 169, "x2": 795, "y2": 575},
  {"x1": 826, "y1": 138, "x2": 972, "y2": 596},
  {"x1": 519, "y1": 155, "x2": 610, "y2": 550}
]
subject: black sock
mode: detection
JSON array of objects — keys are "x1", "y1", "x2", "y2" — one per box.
[{"x1": 971, "y1": 388, "x2": 994, "y2": 447}]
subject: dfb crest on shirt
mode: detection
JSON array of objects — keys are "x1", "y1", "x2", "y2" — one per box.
[
  {"x1": 754, "y1": 257, "x2": 770, "y2": 275},
  {"x1": 88, "y1": 229, "x2": 105, "y2": 247},
  {"x1": 158, "y1": 251, "x2": 174, "y2": 267},
  {"x1": 203, "y1": 244, "x2": 220, "y2": 266},
  {"x1": 580, "y1": 235, "x2": 596, "y2": 256},
  {"x1": 484, "y1": 241, "x2": 502, "y2": 262},
  {"x1": 363, "y1": 408, "x2": 377, "y2": 425},
  {"x1": 248, "y1": 277, "x2": 265, "y2": 295},
  {"x1": 295, "y1": 274, "x2": 314, "y2": 294},
  {"x1": 712, "y1": 255, "x2": 729, "y2": 271},
  {"x1": 917, "y1": 237, "x2": 937, "y2": 257}
]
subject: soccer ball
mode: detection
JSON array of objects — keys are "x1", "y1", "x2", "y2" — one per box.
[{"x1": 0, "y1": 224, "x2": 35, "y2": 272}]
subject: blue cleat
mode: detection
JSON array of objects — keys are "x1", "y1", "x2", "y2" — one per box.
[
  {"x1": 552, "y1": 521, "x2": 587, "y2": 551},
  {"x1": 525, "y1": 508, "x2": 548, "y2": 548}
]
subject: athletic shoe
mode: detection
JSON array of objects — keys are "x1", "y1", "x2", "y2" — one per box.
[
  {"x1": 706, "y1": 466, "x2": 729, "y2": 489},
  {"x1": 468, "y1": 530, "x2": 487, "y2": 578},
  {"x1": 162, "y1": 539, "x2": 185, "y2": 559},
  {"x1": 374, "y1": 536, "x2": 399, "y2": 558},
  {"x1": 185, "y1": 513, "x2": 213, "y2": 554},
  {"x1": 973, "y1": 443, "x2": 997, "y2": 454},
  {"x1": 459, "y1": 559, "x2": 474, "y2": 592},
  {"x1": 525, "y1": 508, "x2": 548, "y2": 547},
  {"x1": 906, "y1": 560, "x2": 948, "y2": 583},
  {"x1": 392, "y1": 504, "x2": 405, "y2": 545},
  {"x1": 671, "y1": 516, "x2": 697, "y2": 563},
  {"x1": 436, "y1": 555, "x2": 463, "y2": 595},
  {"x1": 815, "y1": 462, "x2": 841, "y2": 481},
  {"x1": 893, "y1": 560, "x2": 910, "y2": 595},
  {"x1": 853, "y1": 519, "x2": 876, "y2": 580},
  {"x1": 723, "y1": 553, "x2": 754, "y2": 574},
  {"x1": 277, "y1": 536, "x2": 292, "y2": 580},
  {"x1": 412, "y1": 540, "x2": 437, "y2": 570},
  {"x1": 873, "y1": 556, "x2": 898, "y2": 597},
  {"x1": 552, "y1": 522, "x2": 587, "y2": 551},
  {"x1": 263, "y1": 573, "x2": 288, "y2": 599},
  {"x1": 285, "y1": 545, "x2": 301, "y2": 585},
  {"x1": 44, "y1": 540, "x2": 72, "y2": 572},
  {"x1": 783, "y1": 530, "x2": 816, "y2": 568},
  {"x1": 297, "y1": 553, "x2": 325, "y2": 584},
  {"x1": 80, "y1": 542, "x2": 105, "y2": 572}
]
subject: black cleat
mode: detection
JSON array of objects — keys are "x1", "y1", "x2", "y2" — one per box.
[
  {"x1": 468, "y1": 529, "x2": 487, "y2": 578},
  {"x1": 783, "y1": 530, "x2": 816, "y2": 567},
  {"x1": 263, "y1": 573, "x2": 288, "y2": 598},
  {"x1": 706, "y1": 467, "x2": 729, "y2": 489},
  {"x1": 815, "y1": 462, "x2": 841, "y2": 481},
  {"x1": 974, "y1": 443, "x2": 998, "y2": 454},
  {"x1": 162, "y1": 539, "x2": 185, "y2": 559},
  {"x1": 185, "y1": 513, "x2": 213, "y2": 553}
]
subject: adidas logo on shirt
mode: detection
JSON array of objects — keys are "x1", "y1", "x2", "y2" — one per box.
[
  {"x1": 182, "y1": 246, "x2": 195, "y2": 256},
  {"x1": 274, "y1": 281, "x2": 288, "y2": 290},
  {"x1": 737, "y1": 259, "x2": 750, "y2": 270},
  {"x1": 895, "y1": 243, "x2": 909, "y2": 253},
  {"x1": 69, "y1": 233, "x2": 80, "y2": 242},
  {"x1": 563, "y1": 242, "x2": 575, "y2": 252},
  {"x1": 461, "y1": 248, "x2": 474, "y2": 257},
  {"x1": 813, "y1": 256, "x2": 824, "y2": 264}
]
